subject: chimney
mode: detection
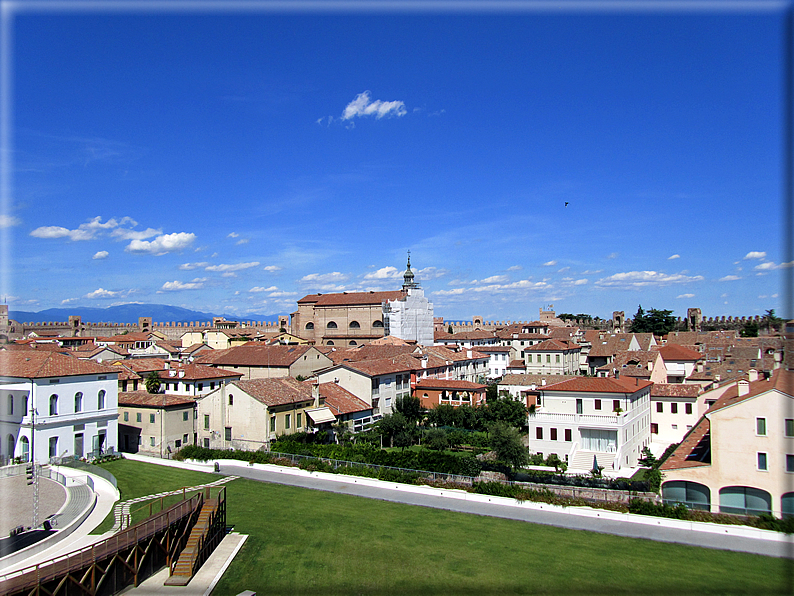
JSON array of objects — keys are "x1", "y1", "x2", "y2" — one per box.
[
  {"x1": 748, "y1": 369, "x2": 759, "y2": 382},
  {"x1": 178, "y1": 371, "x2": 185, "y2": 378},
  {"x1": 169, "y1": 370, "x2": 176, "y2": 377},
  {"x1": 164, "y1": 362, "x2": 170, "y2": 369},
  {"x1": 737, "y1": 379, "x2": 750, "y2": 396},
  {"x1": 541, "y1": 379, "x2": 546, "y2": 386},
  {"x1": 467, "y1": 349, "x2": 472, "y2": 358},
  {"x1": 697, "y1": 361, "x2": 703, "y2": 373}
]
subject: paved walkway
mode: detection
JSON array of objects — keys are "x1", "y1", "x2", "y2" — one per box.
[{"x1": 0, "y1": 475, "x2": 66, "y2": 536}]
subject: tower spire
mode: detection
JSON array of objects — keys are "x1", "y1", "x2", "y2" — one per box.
[{"x1": 402, "y1": 251, "x2": 417, "y2": 290}]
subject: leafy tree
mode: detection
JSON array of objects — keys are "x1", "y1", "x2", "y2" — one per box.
[
  {"x1": 480, "y1": 396, "x2": 527, "y2": 429},
  {"x1": 393, "y1": 430, "x2": 414, "y2": 451},
  {"x1": 447, "y1": 324, "x2": 454, "y2": 334},
  {"x1": 486, "y1": 383, "x2": 499, "y2": 402},
  {"x1": 424, "y1": 428, "x2": 449, "y2": 451},
  {"x1": 638, "y1": 446, "x2": 657, "y2": 469},
  {"x1": 377, "y1": 412, "x2": 411, "y2": 448},
  {"x1": 630, "y1": 305, "x2": 677, "y2": 336},
  {"x1": 740, "y1": 320, "x2": 759, "y2": 337},
  {"x1": 761, "y1": 309, "x2": 783, "y2": 333},
  {"x1": 145, "y1": 371, "x2": 161, "y2": 394},
  {"x1": 394, "y1": 395, "x2": 424, "y2": 423},
  {"x1": 446, "y1": 429, "x2": 467, "y2": 450},
  {"x1": 488, "y1": 421, "x2": 528, "y2": 470}
]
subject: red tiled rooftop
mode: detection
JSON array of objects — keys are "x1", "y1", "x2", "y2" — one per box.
[
  {"x1": 0, "y1": 351, "x2": 118, "y2": 378},
  {"x1": 119, "y1": 391, "x2": 195, "y2": 408}
]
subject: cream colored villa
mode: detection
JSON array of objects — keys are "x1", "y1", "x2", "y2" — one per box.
[{"x1": 660, "y1": 368, "x2": 794, "y2": 517}]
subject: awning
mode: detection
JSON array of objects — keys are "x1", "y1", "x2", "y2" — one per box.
[{"x1": 305, "y1": 407, "x2": 337, "y2": 424}]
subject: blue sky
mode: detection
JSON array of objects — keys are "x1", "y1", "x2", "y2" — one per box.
[{"x1": 2, "y1": 1, "x2": 790, "y2": 322}]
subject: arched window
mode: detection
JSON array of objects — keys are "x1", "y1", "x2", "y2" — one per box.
[
  {"x1": 229, "y1": 394, "x2": 234, "y2": 406},
  {"x1": 7, "y1": 394, "x2": 12, "y2": 415},
  {"x1": 719, "y1": 486, "x2": 772, "y2": 516},
  {"x1": 662, "y1": 481, "x2": 711, "y2": 511},
  {"x1": 20, "y1": 436, "x2": 29, "y2": 463},
  {"x1": 74, "y1": 392, "x2": 83, "y2": 413},
  {"x1": 98, "y1": 390, "x2": 106, "y2": 410},
  {"x1": 326, "y1": 321, "x2": 338, "y2": 329},
  {"x1": 305, "y1": 322, "x2": 315, "y2": 330},
  {"x1": 49, "y1": 395, "x2": 58, "y2": 416},
  {"x1": 22, "y1": 395, "x2": 28, "y2": 416},
  {"x1": 372, "y1": 320, "x2": 384, "y2": 328},
  {"x1": 7, "y1": 434, "x2": 14, "y2": 459},
  {"x1": 349, "y1": 341, "x2": 357, "y2": 346},
  {"x1": 327, "y1": 341, "x2": 335, "y2": 346},
  {"x1": 349, "y1": 321, "x2": 360, "y2": 329},
  {"x1": 782, "y1": 492, "x2": 794, "y2": 518}
]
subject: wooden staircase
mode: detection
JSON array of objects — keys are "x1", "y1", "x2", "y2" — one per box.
[{"x1": 164, "y1": 498, "x2": 219, "y2": 586}]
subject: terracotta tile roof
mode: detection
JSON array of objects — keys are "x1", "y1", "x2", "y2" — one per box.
[
  {"x1": 475, "y1": 346, "x2": 513, "y2": 353},
  {"x1": 522, "y1": 339, "x2": 580, "y2": 352},
  {"x1": 315, "y1": 382, "x2": 371, "y2": 415},
  {"x1": 686, "y1": 359, "x2": 761, "y2": 383},
  {"x1": 657, "y1": 344, "x2": 703, "y2": 362},
  {"x1": 298, "y1": 290, "x2": 404, "y2": 306},
  {"x1": 539, "y1": 376, "x2": 653, "y2": 394},
  {"x1": 507, "y1": 360, "x2": 526, "y2": 369},
  {"x1": 650, "y1": 383, "x2": 701, "y2": 398},
  {"x1": 438, "y1": 330, "x2": 496, "y2": 341},
  {"x1": 119, "y1": 391, "x2": 195, "y2": 408},
  {"x1": 327, "y1": 344, "x2": 417, "y2": 364},
  {"x1": 111, "y1": 358, "x2": 167, "y2": 372},
  {"x1": 0, "y1": 351, "x2": 118, "y2": 378},
  {"x1": 498, "y1": 373, "x2": 580, "y2": 387},
  {"x1": 705, "y1": 368, "x2": 793, "y2": 414},
  {"x1": 415, "y1": 379, "x2": 487, "y2": 390},
  {"x1": 184, "y1": 343, "x2": 211, "y2": 354},
  {"x1": 494, "y1": 330, "x2": 548, "y2": 340},
  {"x1": 660, "y1": 417, "x2": 711, "y2": 470},
  {"x1": 548, "y1": 327, "x2": 579, "y2": 340},
  {"x1": 418, "y1": 346, "x2": 488, "y2": 363},
  {"x1": 342, "y1": 354, "x2": 419, "y2": 376},
  {"x1": 206, "y1": 345, "x2": 312, "y2": 367},
  {"x1": 156, "y1": 363, "x2": 242, "y2": 381},
  {"x1": 230, "y1": 377, "x2": 314, "y2": 407}
]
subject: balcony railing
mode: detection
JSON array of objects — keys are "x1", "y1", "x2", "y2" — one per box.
[{"x1": 530, "y1": 411, "x2": 627, "y2": 426}]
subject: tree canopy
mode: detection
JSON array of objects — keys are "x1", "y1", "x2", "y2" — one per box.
[
  {"x1": 630, "y1": 305, "x2": 677, "y2": 335},
  {"x1": 488, "y1": 421, "x2": 528, "y2": 470},
  {"x1": 145, "y1": 371, "x2": 161, "y2": 394}
]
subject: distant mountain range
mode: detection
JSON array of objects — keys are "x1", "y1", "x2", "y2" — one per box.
[{"x1": 8, "y1": 304, "x2": 281, "y2": 325}]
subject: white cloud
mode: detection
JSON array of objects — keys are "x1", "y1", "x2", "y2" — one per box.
[
  {"x1": 342, "y1": 91, "x2": 407, "y2": 120},
  {"x1": 744, "y1": 251, "x2": 767, "y2": 260},
  {"x1": 249, "y1": 286, "x2": 279, "y2": 293},
  {"x1": 607, "y1": 252, "x2": 619, "y2": 259},
  {"x1": 301, "y1": 272, "x2": 349, "y2": 283},
  {"x1": 668, "y1": 254, "x2": 680, "y2": 260},
  {"x1": 677, "y1": 293, "x2": 696, "y2": 299},
  {"x1": 205, "y1": 262, "x2": 260, "y2": 272},
  {"x1": 507, "y1": 265, "x2": 522, "y2": 271},
  {"x1": 126, "y1": 232, "x2": 196, "y2": 255},
  {"x1": 754, "y1": 261, "x2": 794, "y2": 271},
  {"x1": 363, "y1": 266, "x2": 401, "y2": 280},
  {"x1": 436, "y1": 279, "x2": 549, "y2": 297},
  {"x1": 31, "y1": 225, "x2": 84, "y2": 240},
  {"x1": 179, "y1": 262, "x2": 210, "y2": 270},
  {"x1": 542, "y1": 260, "x2": 557, "y2": 267},
  {"x1": 268, "y1": 291, "x2": 297, "y2": 298},
  {"x1": 159, "y1": 278, "x2": 206, "y2": 291},
  {"x1": 92, "y1": 251, "x2": 109, "y2": 260},
  {"x1": 110, "y1": 227, "x2": 161, "y2": 241},
  {"x1": 85, "y1": 288, "x2": 119, "y2": 299},
  {"x1": 61, "y1": 297, "x2": 78, "y2": 304},
  {"x1": 227, "y1": 232, "x2": 239, "y2": 238},
  {"x1": 0, "y1": 214, "x2": 21, "y2": 228},
  {"x1": 433, "y1": 288, "x2": 466, "y2": 296},
  {"x1": 719, "y1": 275, "x2": 741, "y2": 281},
  {"x1": 481, "y1": 275, "x2": 509, "y2": 284},
  {"x1": 236, "y1": 238, "x2": 249, "y2": 245},
  {"x1": 572, "y1": 279, "x2": 588, "y2": 286},
  {"x1": 415, "y1": 267, "x2": 448, "y2": 280},
  {"x1": 263, "y1": 265, "x2": 282, "y2": 272},
  {"x1": 595, "y1": 271, "x2": 704, "y2": 287}
]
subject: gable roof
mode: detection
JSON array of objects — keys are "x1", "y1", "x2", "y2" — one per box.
[
  {"x1": 0, "y1": 351, "x2": 117, "y2": 378},
  {"x1": 204, "y1": 345, "x2": 312, "y2": 367},
  {"x1": 119, "y1": 391, "x2": 195, "y2": 408},
  {"x1": 229, "y1": 377, "x2": 314, "y2": 407},
  {"x1": 659, "y1": 417, "x2": 712, "y2": 470},
  {"x1": 650, "y1": 383, "x2": 701, "y2": 398},
  {"x1": 706, "y1": 368, "x2": 793, "y2": 414},
  {"x1": 539, "y1": 376, "x2": 652, "y2": 394},
  {"x1": 415, "y1": 379, "x2": 487, "y2": 391},
  {"x1": 315, "y1": 382, "x2": 371, "y2": 415},
  {"x1": 657, "y1": 344, "x2": 703, "y2": 362},
  {"x1": 522, "y1": 339, "x2": 580, "y2": 352},
  {"x1": 298, "y1": 290, "x2": 404, "y2": 306}
]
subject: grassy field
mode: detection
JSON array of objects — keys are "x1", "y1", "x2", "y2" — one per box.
[{"x1": 99, "y1": 459, "x2": 792, "y2": 595}]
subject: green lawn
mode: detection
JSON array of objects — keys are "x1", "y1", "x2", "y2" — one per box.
[
  {"x1": 91, "y1": 459, "x2": 218, "y2": 533},
  {"x1": 99, "y1": 459, "x2": 792, "y2": 595}
]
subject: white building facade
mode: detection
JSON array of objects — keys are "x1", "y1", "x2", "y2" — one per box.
[
  {"x1": 383, "y1": 256, "x2": 434, "y2": 346},
  {"x1": 0, "y1": 352, "x2": 119, "y2": 464}
]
